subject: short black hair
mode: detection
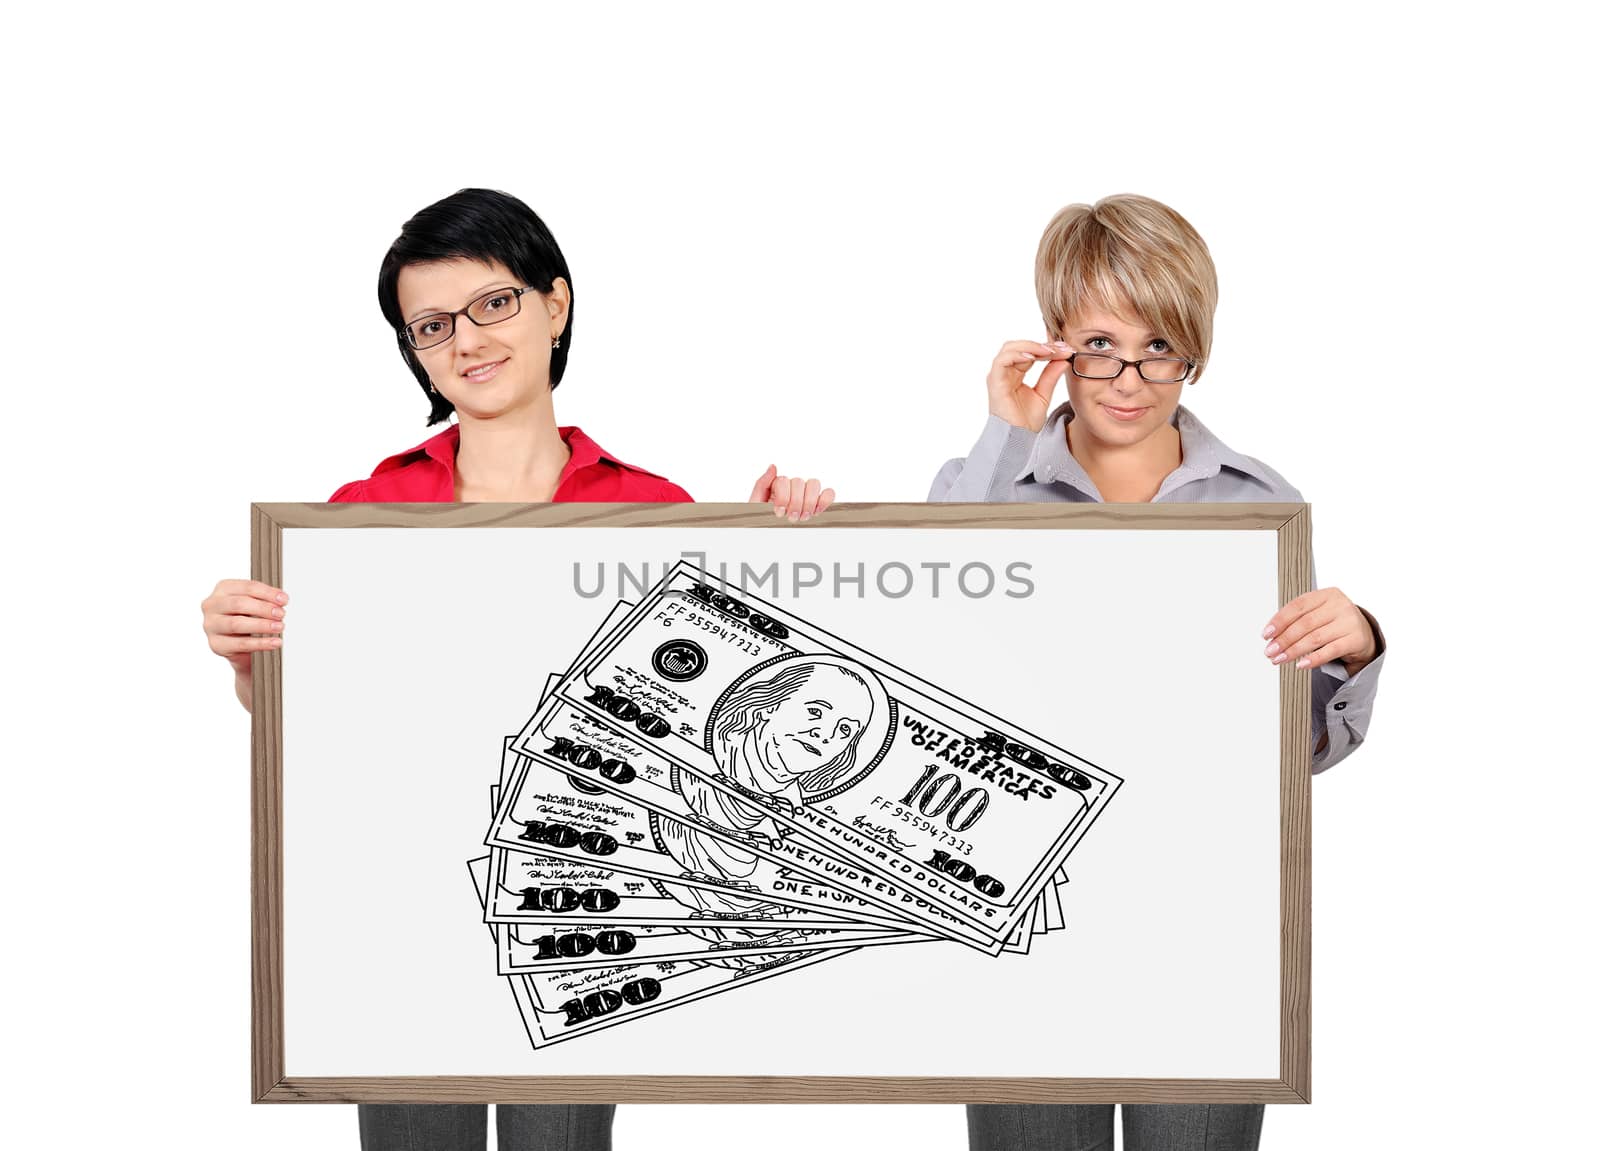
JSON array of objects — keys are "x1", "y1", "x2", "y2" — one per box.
[{"x1": 377, "y1": 188, "x2": 574, "y2": 426}]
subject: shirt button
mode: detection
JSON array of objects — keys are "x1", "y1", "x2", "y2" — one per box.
[{"x1": 1333, "y1": 701, "x2": 1347, "y2": 711}]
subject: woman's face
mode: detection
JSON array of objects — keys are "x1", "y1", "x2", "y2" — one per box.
[
  {"x1": 1059, "y1": 303, "x2": 1188, "y2": 451},
  {"x1": 759, "y1": 666, "x2": 871, "y2": 782},
  {"x1": 395, "y1": 257, "x2": 568, "y2": 422}
]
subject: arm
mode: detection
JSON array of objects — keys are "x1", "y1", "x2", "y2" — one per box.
[
  {"x1": 1266, "y1": 555, "x2": 1387, "y2": 773},
  {"x1": 1309, "y1": 607, "x2": 1387, "y2": 773},
  {"x1": 929, "y1": 340, "x2": 1071, "y2": 500},
  {"x1": 928, "y1": 415, "x2": 1039, "y2": 501}
]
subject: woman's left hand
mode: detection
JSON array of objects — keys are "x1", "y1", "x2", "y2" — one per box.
[
  {"x1": 1262, "y1": 588, "x2": 1378, "y2": 675},
  {"x1": 748, "y1": 465, "x2": 836, "y2": 521}
]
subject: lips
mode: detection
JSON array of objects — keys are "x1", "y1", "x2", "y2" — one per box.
[
  {"x1": 1101, "y1": 402, "x2": 1150, "y2": 422},
  {"x1": 462, "y1": 359, "x2": 506, "y2": 382}
]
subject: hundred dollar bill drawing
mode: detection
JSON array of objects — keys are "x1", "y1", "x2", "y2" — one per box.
[
  {"x1": 526, "y1": 597, "x2": 1070, "y2": 942},
  {"x1": 469, "y1": 856, "x2": 852, "y2": 1048},
  {"x1": 497, "y1": 914, "x2": 920, "y2": 975},
  {"x1": 467, "y1": 581, "x2": 1089, "y2": 1052},
  {"x1": 491, "y1": 732, "x2": 1062, "y2": 945},
  {"x1": 494, "y1": 706, "x2": 1009, "y2": 950},
  {"x1": 486, "y1": 737, "x2": 953, "y2": 935},
  {"x1": 486, "y1": 840, "x2": 878, "y2": 931},
  {"x1": 523, "y1": 562, "x2": 1121, "y2": 947}
]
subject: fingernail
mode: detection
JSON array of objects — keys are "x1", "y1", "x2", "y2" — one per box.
[
  {"x1": 269, "y1": 636, "x2": 283, "y2": 645},
  {"x1": 271, "y1": 620, "x2": 283, "y2": 631},
  {"x1": 1295, "y1": 657, "x2": 1310, "y2": 669},
  {"x1": 272, "y1": 607, "x2": 284, "y2": 618},
  {"x1": 1271, "y1": 653, "x2": 1288, "y2": 665},
  {"x1": 1261, "y1": 624, "x2": 1276, "y2": 639},
  {"x1": 276, "y1": 594, "x2": 289, "y2": 605},
  {"x1": 799, "y1": 512, "x2": 811, "y2": 522},
  {"x1": 1265, "y1": 641, "x2": 1281, "y2": 657},
  {"x1": 774, "y1": 505, "x2": 786, "y2": 517},
  {"x1": 789, "y1": 510, "x2": 801, "y2": 522}
]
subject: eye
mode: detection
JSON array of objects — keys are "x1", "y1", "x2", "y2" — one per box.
[
  {"x1": 807, "y1": 707, "x2": 821, "y2": 719},
  {"x1": 1147, "y1": 338, "x2": 1170, "y2": 354},
  {"x1": 1086, "y1": 336, "x2": 1113, "y2": 351},
  {"x1": 838, "y1": 723, "x2": 853, "y2": 738},
  {"x1": 482, "y1": 292, "x2": 514, "y2": 312},
  {"x1": 419, "y1": 319, "x2": 445, "y2": 337}
]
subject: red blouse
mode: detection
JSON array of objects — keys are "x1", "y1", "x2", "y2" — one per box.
[{"x1": 328, "y1": 424, "x2": 693, "y2": 503}]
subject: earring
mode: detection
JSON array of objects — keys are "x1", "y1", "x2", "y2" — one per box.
[{"x1": 552, "y1": 337, "x2": 561, "y2": 349}]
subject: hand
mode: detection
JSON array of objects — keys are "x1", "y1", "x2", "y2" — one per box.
[
  {"x1": 986, "y1": 339, "x2": 1074, "y2": 432},
  {"x1": 748, "y1": 464, "x2": 836, "y2": 522},
  {"x1": 202, "y1": 579, "x2": 287, "y2": 710},
  {"x1": 761, "y1": 794, "x2": 798, "y2": 818},
  {"x1": 1263, "y1": 588, "x2": 1377, "y2": 674}
]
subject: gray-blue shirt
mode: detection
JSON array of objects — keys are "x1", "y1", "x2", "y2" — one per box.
[{"x1": 929, "y1": 402, "x2": 1385, "y2": 773}]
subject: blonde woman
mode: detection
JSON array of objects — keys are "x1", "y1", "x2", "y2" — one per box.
[{"x1": 931, "y1": 194, "x2": 1386, "y2": 1151}]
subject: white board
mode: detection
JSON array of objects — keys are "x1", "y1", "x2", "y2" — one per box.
[{"x1": 280, "y1": 523, "x2": 1281, "y2": 1078}]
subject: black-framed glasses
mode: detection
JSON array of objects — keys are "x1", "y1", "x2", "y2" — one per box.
[
  {"x1": 1066, "y1": 352, "x2": 1194, "y2": 384},
  {"x1": 400, "y1": 285, "x2": 538, "y2": 351}
]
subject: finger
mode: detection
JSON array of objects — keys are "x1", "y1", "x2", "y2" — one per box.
[
  {"x1": 1032, "y1": 356, "x2": 1071, "y2": 405},
  {"x1": 1262, "y1": 588, "x2": 1335, "y2": 638},
  {"x1": 210, "y1": 612, "x2": 286, "y2": 637},
  {"x1": 1271, "y1": 620, "x2": 1345, "y2": 666},
  {"x1": 1265, "y1": 603, "x2": 1339, "y2": 659},
  {"x1": 747, "y1": 464, "x2": 777, "y2": 503},
  {"x1": 210, "y1": 634, "x2": 284, "y2": 656},
  {"x1": 814, "y1": 487, "x2": 836, "y2": 516},
  {"x1": 212, "y1": 579, "x2": 289, "y2": 605},
  {"x1": 998, "y1": 339, "x2": 1057, "y2": 358},
  {"x1": 994, "y1": 341, "x2": 1061, "y2": 371},
  {"x1": 222, "y1": 594, "x2": 287, "y2": 622},
  {"x1": 1293, "y1": 633, "x2": 1360, "y2": 670},
  {"x1": 797, "y1": 478, "x2": 821, "y2": 520},
  {"x1": 771, "y1": 475, "x2": 792, "y2": 518}
]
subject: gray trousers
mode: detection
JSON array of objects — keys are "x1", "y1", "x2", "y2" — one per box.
[
  {"x1": 968, "y1": 1105, "x2": 1264, "y2": 1150},
  {"x1": 357, "y1": 1104, "x2": 615, "y2": 1151},
  {"x1": 357, "y1": 1101, "x2": 1261, "y2": 1149}
]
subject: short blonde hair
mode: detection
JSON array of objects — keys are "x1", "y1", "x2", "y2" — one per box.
[{"x1": 1035, "y1": 194, "x2": 1218, "y2": 380}]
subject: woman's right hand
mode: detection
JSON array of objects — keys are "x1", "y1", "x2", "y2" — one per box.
[
  {"x1": 986, "y1": 340, "x2": 1074, "y2": 433},
  {"x1": 202, "y1": 579, "x2": 287, "y2": 711}
]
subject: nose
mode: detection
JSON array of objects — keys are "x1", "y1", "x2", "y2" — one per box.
[
  {"x1": 1108, "y1": 361, "x2": 1143, "y2": 394},
  {"x1": 453, "y1": 314, "x2": 491, "y2": 360}
]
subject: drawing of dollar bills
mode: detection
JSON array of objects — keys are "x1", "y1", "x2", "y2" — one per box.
[
  {"x1": 486, "y1": 741, "x2": 913, "y2": 925},
  {"x1": 469, "y1": 856, "x2": 853, "y2": 1049},
  {"x1": 502, "y1": 698, "x2": 1011, "y2": 951},
  {"x1": 528, "y1": 562, "x2": 1121, "y2": 946}
]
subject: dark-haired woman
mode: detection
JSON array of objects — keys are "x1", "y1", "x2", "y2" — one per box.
[{"x1": 201, "y1": 189, "x2": 837, "y2": 1150}]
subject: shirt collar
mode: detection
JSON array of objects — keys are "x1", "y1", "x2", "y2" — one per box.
[
  {"x1": 1015, "y1": 402, "x2": 1277, "y2": 500},
  {"x1": 371, "y1": 423, "x2": 650, "y2": 482}
]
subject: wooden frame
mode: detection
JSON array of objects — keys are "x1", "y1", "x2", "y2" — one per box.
[{"x1": 251, "y1": 502, "x2": 1312, "y2": 1104}]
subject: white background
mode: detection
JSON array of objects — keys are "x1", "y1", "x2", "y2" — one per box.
[
  {"x1": 4, "y1": 2, "x2": 1593, "y2": 1148},
  {"x1": 281, "y1": 527, "x2": 1279, "y2": 1077}
]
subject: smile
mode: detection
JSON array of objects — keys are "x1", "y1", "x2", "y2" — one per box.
[
  {"x1": 1101, "y1": 402, "x2": 1150, "y2": 421},
  {"x1": 462, "y1": 359, "x2": 507, "y2": 382}
]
